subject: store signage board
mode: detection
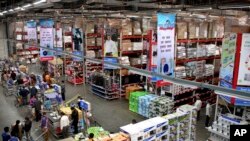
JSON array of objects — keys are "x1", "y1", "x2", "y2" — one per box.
[
  {"x1": 27, "y1": 21, "x2": 37, "y2": 48},
  {"x1": 237, "y1": 33, "x2": 250, "y2": 86},
  {"x1": 219, "y1": 33, "x2": 237, "y2": 83},
  {"x1": 40, "y1": 19, "x2": 54, "y2": 61},
  {"x1": 156, "y1": 13, "x2": 176, "y2": 86}
]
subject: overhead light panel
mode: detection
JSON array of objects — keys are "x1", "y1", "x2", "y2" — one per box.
[
  {"x1": 21, "y1": 8, "x2": 25, "y2": 11},
  {"x1": 33, "y1": 0, "x2": 46, "y2": 5},
  {"x1": 9, "y1": 9, "x2": 14, "y2": 12},
  {"x1": 188, "y1": 7, "x2": 213, "y2": 11},
  {"x1": 0, "y1": 13, "x2": 3, "y2": 16},
  {"x1": 219, "y1": 5, "x2": 250, "y2": 9},
  {"x1": 2, "y1": 11, "x2": 8, "y2": 14},
  {"x1": 14, "y1": 7, "x2": 21, "y2": 10},
  {"x1": 23, "y1": 4, "x2": 32, "y2": 8}
]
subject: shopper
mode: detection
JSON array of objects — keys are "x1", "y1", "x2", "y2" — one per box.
[
  {"x1": 205, "y1": 101, "x2": 212, "y2": 127},
  {"x1": 34, "y1": 99, "x2": 43, "y2": 122},
  {"x1": 10, "y1": 71, "x2": 16, "y2": 81},
  {"x1": 71, "y1": 107, "x2": 79, "y2": 134},
  {"x1": 29, "y1": 86, "x2": 38, "y2": 98},
  {"x1": 19, "y1": 87, "x2": 29, "y2": 105},
  {"x1": 24, "y1": 117, "x2": 32, "y2": 141},
  {"x1": 194, "y1": 96, "x2": 202, "y2": 121},
  {"x1": 2, "y1": 127, "x2": 11, "y2": 141},
  {"x1": 60, "y1": 112, "x2": 70, "y2": 138},
  {"x1": 87, "y1": 133, "x2": 94, "y2": 141},
  {"x1": 11, "y1": 120, "x2": 22, "y2": 140},
  {"x1": 40, "y1": 112, "x2": 49, "y2": 141},
  {"x1": 61, "y1": 80, "x2": 66, "y2": 101},
  {"x1": 9, "y1": 131, "x2": 19, "y2": 141}
]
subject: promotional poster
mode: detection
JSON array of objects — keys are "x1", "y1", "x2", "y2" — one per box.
[
  {"x1": 219, "y1": 33, "x2": 237, "y2": 83},
  {"x1": 27, "y1": 21, "x2": 37, "y2": 48},
  {"x1": 157, "y1": 13, "x2": 176, "y2": 78},
  {"x1": 73, "y1": 28, "x2": 83, "y2": 51},
  {"x1": 54, "y1": 28, "x2": 63, "y2": 48},
  {"x1": 40, "y1": 19, "x2": 54, "y2": 61},
  {"x1": 104, "y1": 26, "x2": 118, "y2": 57}
]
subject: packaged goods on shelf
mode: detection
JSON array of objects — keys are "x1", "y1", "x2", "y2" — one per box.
[
  {"x1": 125, "y1": 85, "x2": 142, "y2": 99},
  {"x1": 189, "y1": 22, "x2": 199, "y2": 39},
  {"x1": 87, "y1": 38, "x2": 96, "y2": 46},
  {"x1": 175, "y1": 66, "x2": 186, "y2": 78},
  {"x1": 214, "y1": 59, "x2": 221, "y2": 74},
  {"x1": 64, "y1": 36, "x2": 72, "y2": 43},
  {"x1": 212, "y1": 20, "x2": 224, "y2": 38},
  {"x1": 140, "y1": 55, "x2": 147, "y2": 64},
  {"x1": 199, "y1": 22, "x2": 209, "y2": 38},
  {"x1": 195, "y1": 60, "x2": 205, "y2": 78},
  {"x1": 208, "y1": 22, "x2": 213, "y2": 38},
  {"x1": 122, "y1": 19, "x2": 132, "y2": 35},
  {"x1": 86, "y1": 50, "x2": 96, "y2": 58},
  {"x1": 108, "y1": 19, "x2": 121, "y2": 28},
  {"x1": 132, "y1": 42, "x2": 143, "y2": 50},
  {"x1": 129, "y1": 58, "x2": 141, "y2": 66},
  {"x1": 121, "y1": 40, "x2": 132, "y2": 51},
  {"x1": 86, "y1": 22, "x2": 95, "y2": 33},
  {"x1": 142, "y1": 18, "x2": 150, "y2": 34},
  {"x1": 169, "y1": 84, "x2": 194, "y2": 95},
  {"x1": 177, "y1": 46, "x2": 186, "y2": 59},
  {"x1": 206, "y1": 44, "x2": 217, "y2": 56},
  {"x1": 96, "y1": 38, "x2": 102, "y2": 46},
  {"x1": 177, "y1": 22, "x2": 187, "y2": 39},
  {"x1": 207, "y1": 114, "x2": 248, "y2": 141},
  {"x1": 197, "y1": 45, "x2": 207, "y2": 57},
  {"x1": 133, "y1": 20, "x2": 142, "y2": 35},
  {"x1": 16, "y1": 43, "x2": 23, "y2": 49},
  {"x1": 129, "y1": 91, "x2": 148, "y2": 113},
  {"x1": 148, "y1": 96, "x2": 174, "y2": 118},
  {"x1": 120, "y1": 56, "x2": 130, "y2": 66},
  {"x1": 205, "y1": 64, "x2": 215, "y2": 76},
  {"x1": 187, "y1": 48, "x2": 197, "y2": 58},
  {"x1": 138, "y1": 94, "x2": 158, "y2": 117},
  {"x1": 185, "y1": 62, "x2": 196, "y2": 77}
]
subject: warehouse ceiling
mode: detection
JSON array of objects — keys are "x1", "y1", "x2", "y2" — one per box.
[{"x1": 1, "y1": 0, "x2": 250, "y2": 21}]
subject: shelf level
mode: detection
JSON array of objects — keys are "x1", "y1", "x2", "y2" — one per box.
[
  {"x1": 176, "y1": 55, "x2": 221, "y2": 64},
  {"x1": 177, "y1": 38, "x2": 223, "y2": 43},
  {"x1": 87, "y1": 46, "x2": 102, "y2": 50},
  {"x1": 122, "y1": 35, "x2": 149, "y2": 40}
]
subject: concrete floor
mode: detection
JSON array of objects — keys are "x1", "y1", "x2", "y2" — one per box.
[{"x1": 0, "y1": 64, "x2": 211, "y2": 140}]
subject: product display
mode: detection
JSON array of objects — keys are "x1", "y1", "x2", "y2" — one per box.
[{"x1": 148, "y1": 96, "x2": 174, "y2": 118}]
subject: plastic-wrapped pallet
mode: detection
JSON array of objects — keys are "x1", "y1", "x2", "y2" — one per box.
[
  {"x1": 189, "y1": 22, "x2": 199, "y2": 39},
  {"x1": 148, "y1": 96, "x2": 174, "y2": 118},
  {"x1": 142, "y1": 18, "x2": 150, "y2": 34},
  {"x1": 185, "y1": 61, "x2": 196, "y2": 78},
  {"x1": 86, "y1": 22, "x2": 95, "y2": 33},
  {"x1": 138, "y1": 94, "x2": 158, "y2": 117},
  {"x1": 87, "y1": 38, "x2": 96, "y2": 46},
  {"x1": 205, "y1": 64, "x2": 214, "y2": 76},
  {"x1": 133, "y1": 20, "x2": 142, "y2": 35},
  {"x1": 177, "y1": 22, "x2": 187, "y2": 39},
  {"x1": 187, "y1": 48, "x2": 197, "y2": 58},
  {"x1": 212, "y1": 20, "x2": 224, "y2": 38},
  {"x1": 140, "y1": 55, "x2": 147, "y2": 64},
  {"x1": 197, "y1": 45, "x2": 207, "y2": 57},
  {"x1": 122, "y1": 19, "x2": 132, "y2": 35},
  {"x1": 129, "y1": 58, "x2": 141, "y2": 66},
  {"x1": 119, "y1": 56, "x2": 130, "y2": 66},
  {"x1": 206, "y1": 44, "x2": 217, "y2": 56},
  {"x1": 199, "y1": 22, "x2": 208, "y2": 38},
  {"x1": 129, "y1": 91, "x2": 148, "y2": 113},
  {"x1": 195, "y1": 60, "x2": 205, "y2": 78},
  {"x1": 175, "y1": 66, "x2": 186, "y2": 78},
  {"x1": 121, "y1": 40, "x2": 132, "y2": 51},
  {"x1": 132, "y1": 42, "x2": 143, "y2": 50},
  {"x1": 177, "y1": 46, "x2": 186, "y2": 59},
  {"x1": 86, "y1": 51, "x2": 96, "y2": 58}
]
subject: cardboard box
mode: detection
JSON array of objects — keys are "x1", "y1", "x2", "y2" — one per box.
[{"x1": 125, "y1": 86, "x2": 142, "y2": 99}]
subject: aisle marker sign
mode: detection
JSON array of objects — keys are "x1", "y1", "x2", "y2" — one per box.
[
  {"x1": 40, "y1": 19, "x2": 54, "y2": 61},
  {"x1": 156, "y1": 13, "x2": 176, "y2": 84}
]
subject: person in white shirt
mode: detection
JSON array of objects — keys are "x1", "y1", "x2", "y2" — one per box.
[
  {"x1": 205, "y1": 101, "x2": 212, "y2": 127},
  {"x1": 104, "y1": 35, "x2": 118, "y2": 57},
  {"x1": 194, "y1": 96, "x2": 202, "y2": 121},
  {"x1": 60, "y1": 112, "x2": 70, "y2": 138}
]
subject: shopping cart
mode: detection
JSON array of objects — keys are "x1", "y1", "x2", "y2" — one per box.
[{"x1": 3, "y1": 83, "x2": 17, "y2": 96}]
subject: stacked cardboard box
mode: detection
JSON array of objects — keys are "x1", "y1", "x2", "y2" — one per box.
[
  {"x1": 125, "y1": 85, "x2": 142, "y2": 99},
  {"x1": 148, "y1": 96, "x2": 174, "y2": 118},
  {"x1": 177, "y1": 46, "x2": 186, "y2": 59},
  {"x1": 197, "y1": 45, "x2": 207, "y2": 57},
  {"x1": 205, "y1": 64, "x2": 214, "y2": 76},
  {"x1": 199, "y1": 22, "x2": 208, "y2": 38},
  {"x1": 122, "y1": 20, "x2": 132, "y2": 35},
  {"x1": 129, "y1": 91, "x2": 148, "y2": 113},
  {"x1": 132, "y1": 42, "x2": 143, "y2": 50},
  {"x1": 129, "y1": 58, "x2": 141, "y2": 66},
  {"x1": 120, "y1": 56, "x2": 130, "y2": 66},
  {"x1": 206, "y1": 44, "x2": 217, "y2": 56},
  {"x1": 175, "y1": 66, "x2": 186, "y2": 78},
  {"x1": 86, "y1": 22, "x2": 95, "y2": 33},
  {"x1": 177, "y1": 22, "x2": 187, "y2": 39},
  {"x1": 87, "y1": 38, "x2": 96, "y2": 46},
  {"x1": 187, "y1": 48, "x2": 197, "y2": 58},
  {"x1": 133, "y1": 20, "x2": 142, "y2": 35},
  {"x1": 96, "y1": 38, "x2": 102, "y2": 46},
  {"x1": 189, "y1": 22, "x2": 199, "y2": 39},
  {"x1": 140, "y1": 55, "x2": 147, "y2": 64},
  {"x1": 121, "y1": 40, "x2": 132, "y2": 51},
  {"x1": 138, "y1": 94, "x2": 158, "y2": 117},
  {"x1": 195, "y1": 60, "x2": 205, "y2": 78}
]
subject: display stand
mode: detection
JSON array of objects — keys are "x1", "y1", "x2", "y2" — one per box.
[
  {"x1": 66, "y1": 61, "x2": 84, "y2": 85},
  {"x1": 48, "y1": 58, "x2": 63, "y2": 76}
]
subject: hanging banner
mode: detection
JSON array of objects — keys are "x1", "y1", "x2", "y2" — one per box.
[
  {"x1": 104, "y1": 26, "x2": 119, "y2": 57},
  {"x1": 238, "y1": 33, "x2": 250, "y2": 86},
  {"x1": 27, "y1": 21, "x2": 37, "y2": 48},
  {"x1": 157, "y1": 13, "x2": 176, "y2": 82},
  {"x1": 219, "y1": 33, "x2": 237, "y2": 83},
  {"x1": 73, "y1": 28, "x2": 83, "y2": 51},
  {"x1": 54, "y1": 28, "x2": 63, "y2": 48},
  {"x1": 40, "y1": 19, "x2": 54, "y2": 61}
]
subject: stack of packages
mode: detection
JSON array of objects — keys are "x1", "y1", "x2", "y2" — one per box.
[
  {"x1": 132, "y1": 42, "x2": 143, "y2": 50},
  {"x1": 86, "y1": 51, "x2": 96, "y2": 58},
  {"x1": 142, "y1": 18, "x2": 150, "y2": 34},
  {"x1": 206, "y1": 44, "x2": 217, "y2": 56},
  {"x1": 205, "y1": 64, "x2": 215, "y2": 76},
  {"x1": 125, "y1": 85, "x2": 142, "y2": 99},
  {"x1": 148, "y1": 96, "x2": 174, "y2": 118},
  {"x1": 175, "y1": 66, "x2": 186, "y2": 78},
  {"x1": 199, "y1": 22, "x2": 208, "y2": 38},
  {"x1": 140, "y1": 55, "x2": 147, "y2": 64},
  {"x1": 187, "y1": 48, "x2": 197, "y2": 58},
  {"x1": 212, "y1": 20, "x2": 224, "y2": 38},
  {"x1": 138, "y1": 94, "x2": 158, "y2": 118},
  {"x1": 177, "y1": 46, "x2": 186, "y2": 59},
  {"x1": 197, "y1": 45, "x2": 207, "y2": 57},
  {"x1": 195, "y1": 60, "x2": 205, "y2": 78},
  {"x1": 171, "y1": 84, "x2": 190, "y2": 95},
  {"x1": 133, "y1": 20, "x2": 142, "y2": 35},
  {"x1": 86, "y1": 22, "x2": 95, "y2": 33},
  {"x1": 120, "y1": 56, "x2": 130, "y2": 66},
  {"x1": 129, "y1": 57, "x2": 140, "y2": 66},
  {"x1": 96, "y1": 38, "x2": 102, "y2": 46},
  {"x1": 189, "y1": 21, "x2": 199, "y2": 39},
  {"x1": 185, "y1": 62, "x2": 196, "y2": 78},
  {"x1": 121, "y1": 40, "x2": 132, "y2": 51},
  {"x1": 122, "y1": 19, "x2": 132, "y2": 35},
  {"x1": 129, "y1": 91, "x2": 148, "y2": 113},
  {"x1": 87, "y1": 38, "x2": 96, "y2": 46},
  {"x1": 177, "y1": 22, "x2": 187, "y2": 39}
]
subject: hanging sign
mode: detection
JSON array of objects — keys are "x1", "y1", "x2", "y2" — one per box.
[
  {"x1": 40, "y1": 19, "x2": 54, "y2": 61},
  {"x1": 219, "y1": 33, "x2": 237, "y2": 83},
  {"x1": 73, "y1": 28, "x2": 83, "y2": 51},
  {"x1": 237, "y1": 33, "x2": 250, "y2": 86},
  {"x1": 54, "y1": 28, "x2": 63, "y2": 48},
  {"x1": 156, "y1": 13, "x2": 175, "y2": 85},
  {"x1": 27, "y1": 21, "x2": 37, "y2": 48}
]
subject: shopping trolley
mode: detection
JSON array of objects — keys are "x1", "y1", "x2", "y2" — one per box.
[{"x1": 3, "y1": 83, "x2": 17, "y2": 96}]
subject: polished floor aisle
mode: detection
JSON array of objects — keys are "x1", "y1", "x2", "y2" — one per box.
[{"x1": 0, "y1": 64, "x2": 211, "y2": 140}]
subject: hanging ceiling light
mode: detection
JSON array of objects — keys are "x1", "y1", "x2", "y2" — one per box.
[
  {"x1": 23, "y1": 4, "x2": 32, "y2": 8},
  {"x1": 187, "y1": 7, "x2": 213, "y2": 11},
  {"x1": 8, "y1": 9, "x2": 14, "y2": 12},
  {"x1": 33, "y1": 0, "x2": 47, "y2": 5},
  {"x1": 14, "y1": 7, "x2": 21, "y2": 10},
  {"x1": 0, "y1": 13, "x2": 3, "y2": 16},
  {"x1": 2, "y1": 11, "x2": 8, "y2": 14}
]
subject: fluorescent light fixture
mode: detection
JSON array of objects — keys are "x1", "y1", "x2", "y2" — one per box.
[
  {"x1": 8, "y1": 9, "x2": 14, "y2": 12},
  {"x1": 14, "y1": 7, "x2": 21, "y2": 10},
  {"x1": 0, "y1": 13, "x2": 3, "y2": 16},
  {"x1": 21, "y1": 8, "x2": 25, "y2": 11},
  {"x1": 188, "y1": 7, "x2": 212, "y2": 11},
  {"x1": 33, "y1": 0, "x2": 46, "y2": 5},
  {"x1": 126, "y1": 15, "x2": 139, "y2": 18},
  {"x1": 23, "y1": 4, "x2": 32, "y2": 8},
  {"x1": 2, "y1": 11, "x2": 7, "y2": 14},
  {"x1": 129, "y1": 70, "x2": 152, "y2": 77},
  {"x1": 219, "y1": 5, "x2": 250, "y2": 9}
]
